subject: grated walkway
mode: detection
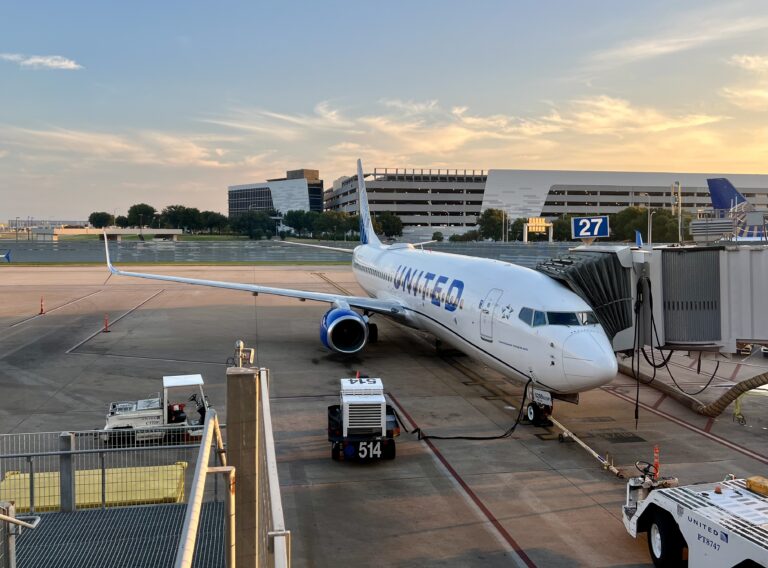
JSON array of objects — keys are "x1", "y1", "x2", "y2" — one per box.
[{"x1": 16, "y1": 502, "x2": 223, "y2": 568}]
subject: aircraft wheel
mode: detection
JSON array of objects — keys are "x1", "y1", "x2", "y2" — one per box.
[
  {"x1": 526, "y1": 403, "x2": 539, "y2": 423},
  {"x1": 647, "y1": 511, "x2": 686, "y2": 568},
  {"x1": 331, "y1": 443, "x2": 341, "y2": 461}
]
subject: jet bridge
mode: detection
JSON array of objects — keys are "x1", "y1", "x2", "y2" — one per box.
[{"x1": 536, "y1": 243, "x2": 768, "y2": 354}]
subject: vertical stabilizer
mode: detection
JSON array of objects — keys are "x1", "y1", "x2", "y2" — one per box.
[
  {"x1": 357, "y1": 159, "x2": 382, "y2": 246},
  {"x1": 1, "y1": 250, "x2": 10, "y2": 263},
  {"x1": 707, "y1": 178, "x2": 747, "y2": 211}
]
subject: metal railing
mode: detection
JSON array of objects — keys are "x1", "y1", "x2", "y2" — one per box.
[
  {"x1": 0, "y1": 502, "x2": 39, "y2": 568},
  {"x1": 175, "y1": 367, "x2": 289, "y2": 567},
  {"x1": 259, "y1": 369, "x2": 290, "y2": 567},
  {"x1": 174, "y1": 410, "x2": 230, "y2": 568},
  {"x1": 0, "y1": 426, "x2": 210, "y2": 513},
  {"x1": 0, "y1": 503, "x2": 7, "y2": 568}
]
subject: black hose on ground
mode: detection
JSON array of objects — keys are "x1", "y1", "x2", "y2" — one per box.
[{"x1": 412, "y1": 379, "x2": 533, "y2": 441}]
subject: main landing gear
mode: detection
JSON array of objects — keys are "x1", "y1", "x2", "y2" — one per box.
[{"x1": 525, "y1": 400, "x2": 553, "y2": 427}]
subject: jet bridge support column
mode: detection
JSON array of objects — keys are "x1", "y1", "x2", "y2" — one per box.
[
  {"x1": 226, "y1": 366, "x2": 261, "y2": 567},
  {"x1": 59, "y1": 432, "x2": 75, "y2": 513}
]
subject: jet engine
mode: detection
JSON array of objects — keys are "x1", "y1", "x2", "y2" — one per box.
[{"x1": 320, "y1": 307, "x2": 369, "y2": 354}]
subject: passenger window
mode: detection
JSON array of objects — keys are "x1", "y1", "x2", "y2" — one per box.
[
  {"x1": 533, "y1": 311, "x2": 547, "y2": 326},
  {"x1": 518, "y1": 307, "x2": 533, "y2": 326}
]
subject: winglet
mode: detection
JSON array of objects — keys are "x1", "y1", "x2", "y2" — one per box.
[
  {"x1": 103, "y1": 233, "x2": 118, "y2": 274},
  {"x1": 635, "y1": 230, "x2": 644, "y2": 248},
  {"x1": 357, "y1": 159, "x2": 382, "y2": 247}
]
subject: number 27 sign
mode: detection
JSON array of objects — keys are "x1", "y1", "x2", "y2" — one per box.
[{"x1": 571, "y1": 216, "x2": 610, "y2": 239}]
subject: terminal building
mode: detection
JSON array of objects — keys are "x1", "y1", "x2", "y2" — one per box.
[
  {"x1": 228, "y1": 169, "x2": 324, "y2": 217},
  {"x1": 323, "y1": 168, "x2": 768, "y2": 237}
]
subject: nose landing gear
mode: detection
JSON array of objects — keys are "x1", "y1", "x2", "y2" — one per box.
[{"x1": 526, "y1": 401, "x2": 554, "y2": 427}]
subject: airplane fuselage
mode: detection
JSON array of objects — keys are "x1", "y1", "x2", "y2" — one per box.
[{"x1": 352, "y1": 243, "x2": 618, "y2": 394}]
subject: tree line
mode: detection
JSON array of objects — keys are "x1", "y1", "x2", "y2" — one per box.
[
  {"x1": 91, "y1": 203, "x2": 686, "y2": 243},
  {"x1": 88, "y1": 204, "x2": 229, "y2": 233},
  {"x1": 88, "y1": 205, "x2": 404, "y2": 240},
  {"x1": 452, "y1": 207, "x2": 691, "y2": 242}
]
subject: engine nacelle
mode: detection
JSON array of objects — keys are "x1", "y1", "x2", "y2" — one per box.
[{"x1": 320, "y1": 308, "x2": 369, "y2": 354}]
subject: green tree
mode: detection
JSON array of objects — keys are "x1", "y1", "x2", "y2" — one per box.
[
  {"x1": 115, "y1": 215, "x2": 129, "y2": 228},
  {"x1": 478, "y1": 208, "x2": 504, "y2": 240},
  {"x1": 375, "y1": 211, "x2": 403, "y2": 237},
  {"x1": 200, "y1": 211, "x2": 229, "y2": 234},
  {"x1": 605, "y1": 206, "x2": 689, "y2": 243},
  {"x1": 127, "y1": 203, "x2": 156, "y2": 227},
  {"x1": 282, "y1": 210, "x2": 306, "y2": 236},
  {"x1": 161, "y1": 205, "x2": 204, "y2": 232},
  {"x1": 88, "y1": 211, "x2": 114, "y2": 228},
  {"x1": 552, "y1": 216, "x2": 573, "y2": 241},
  {"x1": 312, "y1": 211, "x2": 349, "y2": 239},
  {"x1": 232, "y1": 210, "x2": 275, "y2": 239},
  {"x1": 509, "y1": 218, "x2": 526, "y2": 241},
  {"x1": 345, "y1": 214, "x2": 360, "y2": 236},
  {"x1": 432, "y1": 231, "x2": 444, "y2": 242},
  {"x1": 449, "y1": 229, "x2": 481, "y2": 242}
]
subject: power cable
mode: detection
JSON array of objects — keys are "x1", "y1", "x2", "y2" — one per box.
[
  {"x1": 629, "y1": 274, "x2": 720, "y2": 420},
  {"x1": 411, "y1": 379, "x2": 532, "y2": 441}
]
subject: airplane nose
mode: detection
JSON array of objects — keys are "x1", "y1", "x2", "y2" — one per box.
[{"x1": 562, "y1": 331, "x2": 618, "y2": 391}]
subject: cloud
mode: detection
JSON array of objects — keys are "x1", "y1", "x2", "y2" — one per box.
[
  {"x1": 590, "y1": 17, "x2": 768, "y2": 68},
  {"x1": 2, "y1": 92, "x2": 761, "y2": 219},
  {"x1": 0, "y1": 125, "x2": 266, "y2": 169},
  {"x1": 203, "y1": 97, "x2": 726, "y2": 168},
  {"x1": 0, "y1": 53, "x2": 83, "y2": 70},
  {"x1": 722, "y1": 86, "x2": 768, "y2": 110},
  {"x1": 721, "y1": 54, "x2": 768, "y2": 110},
  {"x1": 558, "y1": 96, "x2": 724, "y2": 134},
  {"x1": 380, "y1": 99, "x2": 439, "y2": 115},
  {"x1": 729, "y1": 54, "x2": 768, "y2": 74}
]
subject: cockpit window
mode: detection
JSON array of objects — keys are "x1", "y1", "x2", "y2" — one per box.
[
  {"x1": 518, "y1": 307, "x2": 599, "y2": 327},
  {"x1": 546, "y1": 311, "x2": 599, "y2": 326},
  {"x1": 577, "y1": 311, "x2": 599, "y2": 325}
]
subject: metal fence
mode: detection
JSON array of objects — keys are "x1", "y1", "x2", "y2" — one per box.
[{"x1": 0, "y1": 426, "x2": 213, "y2": 513}]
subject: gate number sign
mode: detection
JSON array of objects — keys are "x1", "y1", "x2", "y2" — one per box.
[{"x1": 571, "y1": 216, "x2": 610, "y2": 239}]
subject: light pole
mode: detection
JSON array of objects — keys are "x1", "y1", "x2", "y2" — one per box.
[
  {"x1": 15, "y1": 217, "x2": 19, "y2": 242},
  {"x1": 648, "y1": 209, "x2": 656, "y2": 248},
  {"x1": 640, "y1": 193, "x2": 655, "y2": 248}
]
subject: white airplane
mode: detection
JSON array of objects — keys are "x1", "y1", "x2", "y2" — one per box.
[{"x1": 103, "y1": 160, "x2": 617, "y2": 421}]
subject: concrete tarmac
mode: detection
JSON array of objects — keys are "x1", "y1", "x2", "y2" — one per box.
[{"x1": 1, "y1": 265, "x2": 766, "y2": 567}]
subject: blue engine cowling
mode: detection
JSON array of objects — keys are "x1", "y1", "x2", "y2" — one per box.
[{"x1": 320, "y1": 308, "x2": 369, "y2": 354}]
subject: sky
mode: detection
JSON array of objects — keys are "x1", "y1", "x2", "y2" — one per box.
[{"x1": 2, "y1": 1, "x2": 768, "y2": 220}]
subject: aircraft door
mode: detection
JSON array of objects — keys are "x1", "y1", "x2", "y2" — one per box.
[{"x1": 480, "y1": 289, "x2": 503, "y2": 342}]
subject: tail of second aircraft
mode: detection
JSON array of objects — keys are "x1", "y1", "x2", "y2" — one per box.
[
  {"x1": 1, "y1": 250, "x2": 10, "y2": 263},
  {"x1": 707, "y1": 178, "x2": 747, "y2": 211},
  {"x1": 357, "y1": 159, "x2": 382, "y2": 247}
]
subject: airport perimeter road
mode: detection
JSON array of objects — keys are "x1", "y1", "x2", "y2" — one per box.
[{"x1": 1, "y1": 266, "x2": 766, "y2": 566}]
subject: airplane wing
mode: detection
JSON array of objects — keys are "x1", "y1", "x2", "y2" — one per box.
[
  {"x1": 103, "y1": 237, "x2": 404, "y2": 316},
  {"x1": 280, "y1": 240, "x2": 355, "y2": 254}
]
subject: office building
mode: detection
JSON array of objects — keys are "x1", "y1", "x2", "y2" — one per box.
[
  {"x1": 324, "y1": 167, "x2": 768, "y2": 236},
  {"x1": 228, "y1": 169, "x2": 324, "y2": 217}
]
